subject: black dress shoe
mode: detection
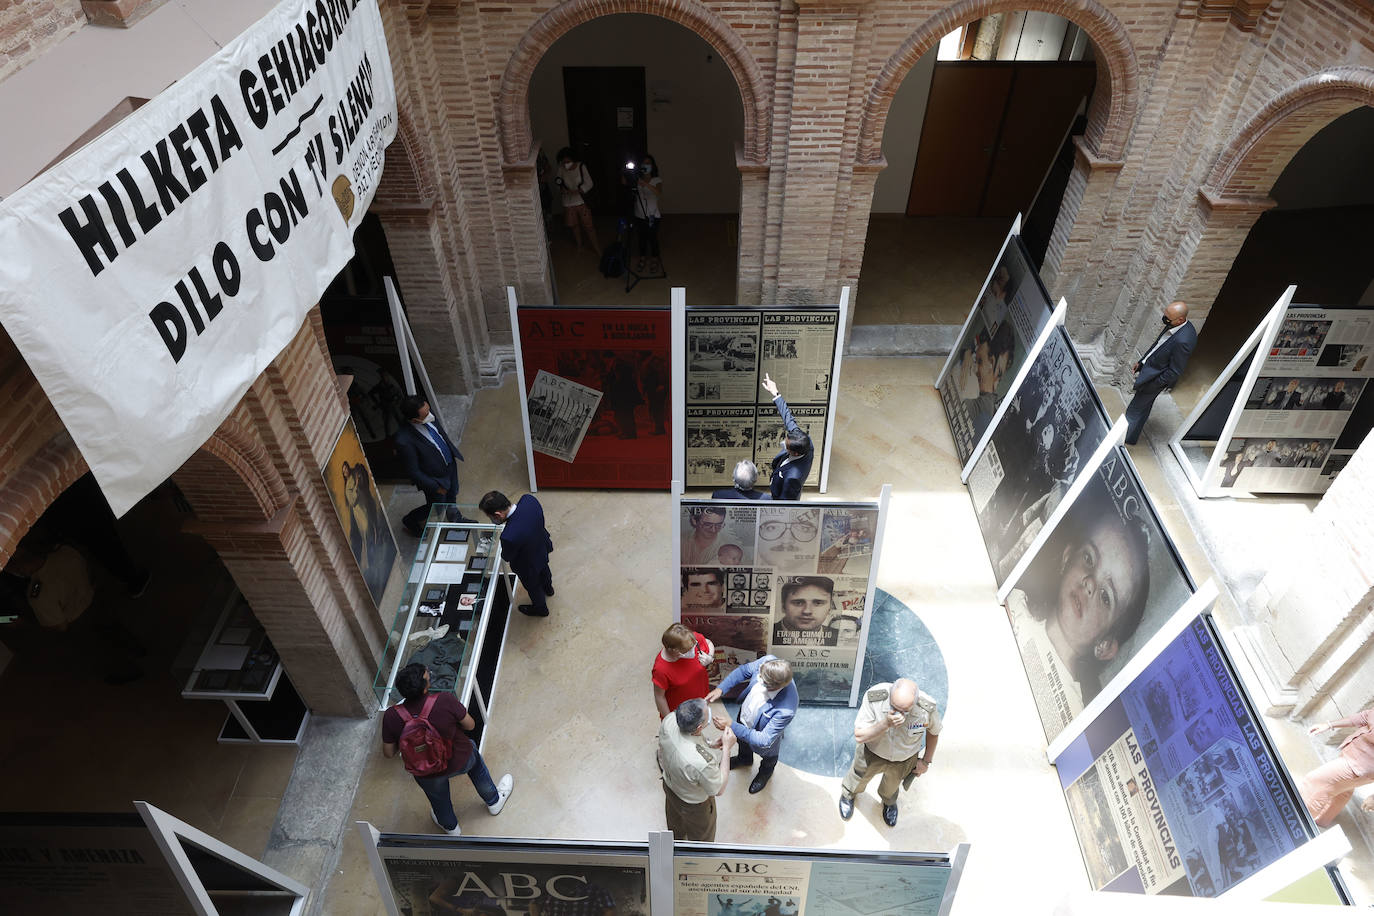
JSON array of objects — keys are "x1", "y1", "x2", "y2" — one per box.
[
  {"x1": 728, "y1": 756, "x2": 749, "y2": 770},
  {"x1": 518, "y1": 604, "x2": 549, "y2": 617},
  {"x1": 882, "y1": 803, "x2": 898, "y2": 827},
  {"x1": 838, "y1": 794, "x2": 854, "y2": 820},
  {"x1": 748, "y1": 771, "x2": 771, "y2": 794},
  {"x1": 545, "y1": 585, "x2": 555, "y2": 596}
]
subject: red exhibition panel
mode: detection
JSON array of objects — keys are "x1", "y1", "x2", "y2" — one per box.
[{"x1": 518, "y1": 307, "x2": 671, "y2": 489}]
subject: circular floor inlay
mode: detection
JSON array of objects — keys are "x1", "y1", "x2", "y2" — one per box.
[{"x1": 727, "y1": 588, "x2": 949, "y2": 778}]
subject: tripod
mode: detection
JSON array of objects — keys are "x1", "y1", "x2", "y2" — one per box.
[{"x1": 621, "y1": 173, "x2": 666, "y2": 293}]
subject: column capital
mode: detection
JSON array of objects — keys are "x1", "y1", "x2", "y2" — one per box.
[{"x1": 1071, "y1": 135, "x2": 1124, "y2": 174}]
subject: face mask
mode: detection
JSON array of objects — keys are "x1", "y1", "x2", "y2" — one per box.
[
  {"x1": 1162, "y1": 315, "x2": 1173, "y2": 327},
  {"x1": 423, "y1": 414, "x2": 436, "y2": 425}
]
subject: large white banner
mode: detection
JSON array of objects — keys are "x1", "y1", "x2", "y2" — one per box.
[{"x1": 0, "y1": 0, "x2": 397, "y2": 515}]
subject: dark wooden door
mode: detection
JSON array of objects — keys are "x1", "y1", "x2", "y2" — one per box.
[
  {"x1": 906, "y1": 63, "x2": 1014, "y2": 217},
  {"x1": 982, "y1": 62, "x2": 1096, "y2": 217},
  {"x1": 563, "y1": 66, "x2": 647, "y2": 215},
  {"x1": 907, "y1": 61, "x2": 1096, "y2": 218}
]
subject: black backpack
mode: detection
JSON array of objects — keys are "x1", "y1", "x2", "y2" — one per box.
[{"x1": 600, "y1": 242, "x2": 626, "y2": 278}]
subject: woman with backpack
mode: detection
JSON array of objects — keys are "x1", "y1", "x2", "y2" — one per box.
[{"x1": 380, "y1": 663, "x2": 514, "y2": 835}]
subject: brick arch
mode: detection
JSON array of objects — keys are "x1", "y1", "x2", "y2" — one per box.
[
  {"x1": 857, "y1": 0, "x2": 1140, "y2": 164},
  {"x1": 1205, "y1": 67, "x2": 1374, "y2": 198},
  {"x1": 376, "y1": 108, "x2": 435, "y2": 208},
  {"x1": 0, "y1": 433, "x2": 89, "y2": 563},
  {"x1": 498, "y1": 0, "x2": 769, "y2": 165},
  {"x1": 199, "y1": 419, "x2": 293, "y2": 521}
]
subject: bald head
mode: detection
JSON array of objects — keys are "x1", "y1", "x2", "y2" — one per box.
[
  {"x1": 1164, "y1": 301, "x2": 1188, "y2": 326},
  {"x1": 890, "y1": 678, "x2": 919, "y2": 712}
]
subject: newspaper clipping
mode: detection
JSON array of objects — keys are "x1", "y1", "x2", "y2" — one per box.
[
  {"x1": 379, "y1": 851, "x2": 650, "y2": 914},
  {"x1": 1057, "y1": 617, "x2": 1308, "y2": 896},
  {"x1": 1004, "y1": 450, "x2": 1194, "y2": 741},
  {"x1": 967, "y1": 329, "x2": 1111, "y2": 584},
  {"x1": 673, "y1": 854, "x2": 956, "y2": 916},
  {"x1": 938, "y1": 238, "x2": 1054, "y2": 465},
  {"x1": 685, "y1": 307, "x2": 838, "y2": 490},
  {"x1": 517, "y1": 307, "x2": 671, "y2": 488},
  {"x1": 527, "y1": 370, "x2": 602, "y2": 463},
  {"x1": 1208, "y1": 305, "x2": 1374, "y2": 495},
  {"x1": 678, "y1": 500, "x2": 879, "y2": 704}
]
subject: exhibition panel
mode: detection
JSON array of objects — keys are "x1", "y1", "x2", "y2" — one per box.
[
  {"x1": 685, "y1": 307, "x2": 840, "y2": 491},
  {"x1": 673, "y1": 844, "x2": 968, "y2": 916},
  {"x1": 966, "y1": 327, "x2": 1112, "y2": 585},
  {"x1": 1052, "y1": 617, "x2": 1313, "y2": 898},
  {"x1": 359, "y1": 828, "x2": 967, "y2": 916},
  {"x1": 937, "y1": 225, "x2": 1055, "y2": 468},
  {"x1": 677, "y1": 498, "x2": 886, "y2": 705},
  {"x1": 1175, "y1": 290, "x2": 1374, "y2": 496},
  {"x1": 1002, "y1": 446, "x2": 1196, "y2": 742},
  {"x1": 514, "y1": 306, "x2": 672, "y2": 489}
]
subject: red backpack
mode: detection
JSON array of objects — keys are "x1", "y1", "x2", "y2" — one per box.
[{"x1": 394, "y1": 695, "x2": 452, "y2": 777}]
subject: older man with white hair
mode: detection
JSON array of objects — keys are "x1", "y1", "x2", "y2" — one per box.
[
  {"x1": 711, "y1": 459, "x2": 767, "y2": 500},
  {"x1": 838, "y1": 677, "x2": 942, "y2": 827}
]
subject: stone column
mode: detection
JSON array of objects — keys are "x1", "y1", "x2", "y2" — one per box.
[
  {"x1": 1173, "y1": 189, "x2": 1277, "y2": 328},
  {"x1": 736, "y1": 150, "x2": 771, "y2": 306}
]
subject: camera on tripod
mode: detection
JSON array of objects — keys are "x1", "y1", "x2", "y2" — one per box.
[{"x1": 624, "y1": 160, "x2": 650, "y2": 177}]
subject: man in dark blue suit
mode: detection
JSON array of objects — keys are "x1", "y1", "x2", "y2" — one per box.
[
  {"x1": 479, "y1": 490, "x2": 554, "y2": 618},
  {"x1": 706, "y1": 656, "x2": 798, "y2": 794},
  {"x1": 1125, "y1": 300, "x2": 1197, "y2": 445},
  {"x1": 394, "y1": 395, "x2": 466, "y2": 536},
  {"x1": 711, "y1": 460, "x2": 768, "y2": 501},
  {"x1": 761, "y1": 374, "x2": 813, "y2": 500}
]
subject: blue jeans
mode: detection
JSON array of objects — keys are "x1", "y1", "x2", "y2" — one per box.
[{"x1": 413, "y1": 738, "x2": 498, "y2": 831}]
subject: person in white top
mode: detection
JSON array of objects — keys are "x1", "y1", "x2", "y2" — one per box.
[
  {"x1": 555, "y1": 146, "x2": 599, "y2": 255},
  {"x1": 627, "y1": 153, "x2": 663, "y2": 274}
]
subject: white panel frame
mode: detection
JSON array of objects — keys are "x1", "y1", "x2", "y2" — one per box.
[
  {"x1": 848, "y1": 483, "x2": 892, "y2": 707},
  {"x1": 671, "y1": 288, "x2": 687, "y2": 488},
  {"x1": 996, "y1": 414, "x2": 1128, "y2": 604},
  {"x1": 1168, "y1": 286, "x2": 1294, "y2": 499},
  {"x1": 819, "y1": 285, "x2": 850, "y2": 493},
  {"x1": 936, "y1": 214, "x2": 1022, "y2": 388},
  {"x1": 1221, "y1": 826, "x2": 1350, "y2": 902},
  {"x1": 961, "y1": 297, "x2": 1066, "y2": 482},
  {"x1": 1046, "y1": 579, "x2": 1219, "y2": 762},
  {"x1": 507, "y1": 286, "x2": 540, "y2": 493},
  {"x1": 386, "y1": 275, "x2": 445, "y2": 429}
]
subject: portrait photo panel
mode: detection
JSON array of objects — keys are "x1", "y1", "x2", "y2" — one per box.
[{"x1": 1004, "y1": 448, "x2": 1195, "y2": 741}]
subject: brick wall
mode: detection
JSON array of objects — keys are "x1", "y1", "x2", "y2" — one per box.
[{"x1": 0, "y1": 0, "x2": 84, "y2": 81}]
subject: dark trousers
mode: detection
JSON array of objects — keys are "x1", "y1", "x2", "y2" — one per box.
[
  {"x1": 1124, "y1": 385, "x2": 1163, "y2": 445},
  {"x1": 403, "y1": 466, "x2": 459, "y2": 533},
  {"x1": 732, "y1": 710, "x2": 778, "y2": 776},
  {"x1": 413, "y1": 739, "x2": 498, "y2": 832},
  {"x1": 517, "y1": 563, "x2": 554, "y2": 612},
  {"x1": 634, "y1": 217, "x2": 660, "y2": 257}
]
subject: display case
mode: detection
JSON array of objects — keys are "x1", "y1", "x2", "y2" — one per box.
[
  {"x1": 180, "y1": 588, "x2": 310, "y2": 745},
  {"x1": 372, "y1": 503, "x2": 515, "y2": 746}
]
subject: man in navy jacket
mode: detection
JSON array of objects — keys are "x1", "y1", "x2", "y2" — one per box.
[
  {"x1": 479, "y1": 490, "x2": 554, "y2": 618},
  {"x1": 1125, "y1": 301, "x2": 1197, "y2": 445},
  {"x1": 706, "y1": 656, "x2": 798, "y2": 794},
  {"x1": 394, "y1": 395, "x2": 466, "y2": 536},
  {"x1": 761, "y1": 374, "x2": 813, "y2": 500}
]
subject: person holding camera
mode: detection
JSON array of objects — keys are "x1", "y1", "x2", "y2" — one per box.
[
  {"x1": 555, "y1": 147, "x2": 598, "y2": 255},
  {"x1": 626, "y1": 153, "x2": 663, "y2": 274}
]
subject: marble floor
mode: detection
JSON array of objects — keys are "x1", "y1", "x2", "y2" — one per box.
[{"x1": 318, "y1": 352, "x2": 1374, "y2": 913}]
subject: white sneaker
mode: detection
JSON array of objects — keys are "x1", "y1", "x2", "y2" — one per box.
[
  {"x1": 487, "y1": 774, "x2": 514, "y2": 815},
  {"x1": 430, "y1": 808, "x2": 461, "y2": 836}
]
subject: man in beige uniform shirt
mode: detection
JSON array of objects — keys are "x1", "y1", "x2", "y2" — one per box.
[
  {"x1": 838, "y1": 678, "x2": 941, "y2": 827},
  {"x1": 659, "y1": 697, "x2": 736, "y2": 841}
]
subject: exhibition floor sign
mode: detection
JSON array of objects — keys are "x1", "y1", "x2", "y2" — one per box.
[
  {"x1": 683, "y1": 305, "x2": 842, "y2": 491},
  {"x1": 1002, "y1": 443, "x2": 1196, "y2": 743},
  {"x1": 936, "y1": 216, "x2": 1055, "y2": 469},
  {"x1": 966, "y1": 326, "x2": 1112, "y2": 585},
  {"x1": 675, "y1": 493, "x2": 889, "y2": 705},
  {"x1": 1173, "y1": 286, "x2": 1374, "y2": 497},
  {"x1": 511, "y1": 300, "x2": 672, "y2": 488},
  {"x1": 1051, "y1": 617, "x2": 1314, "y2": 898},
  {"x1": 0, "y1": 0, "x2": 397, "y2": 516}
]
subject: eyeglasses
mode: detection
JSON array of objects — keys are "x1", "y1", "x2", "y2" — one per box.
[
  {"x1": 759, "y1": 518, "x2": 818, "y2": 542},
  {"x1": 695, "y1": 519, "x2": 725, "y2": 532}
]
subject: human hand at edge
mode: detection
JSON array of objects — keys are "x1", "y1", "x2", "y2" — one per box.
[
  {"x1": 761, "y1": 374, "x2": 779, "y2": 398},
  {"x1": 705, "y1": 688, "x2": 723, "y2": 703},
  {"x1": 1309, "y1": 722, "x2": 1330, "y2": 735}
]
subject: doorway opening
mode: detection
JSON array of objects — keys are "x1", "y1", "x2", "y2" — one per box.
[
  {"x1": 858, "y1": 12, "x2": 1097, "y2": 327},
  {"x1": 528, "y1": 14, "x2": 744, "y2": 305}
]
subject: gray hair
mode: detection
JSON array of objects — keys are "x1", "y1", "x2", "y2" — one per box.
[
  {"x1": 733, "y1": 459, "x2": 758, "y2": 489},
  {"x1": 675, "y1": 698, "x2": 708, "y2": 733}
]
